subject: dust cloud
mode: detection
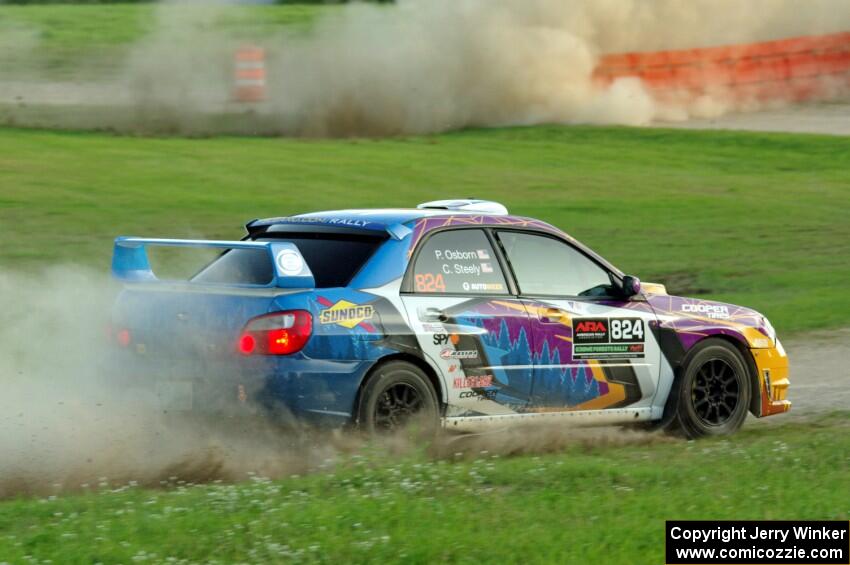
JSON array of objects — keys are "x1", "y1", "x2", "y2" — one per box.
[
  {"x1": 0, "y1": 267, "x2": 346, "y2": 498},
  {"x1": 268, "y1": 0, "x2": 850, "y2": 135},
  {"x1": 0, "y1": 267, "x2": 672, "y2": 499},
  {"x1": 0, "y1": 0, "x2": 849, "y2": 135}
]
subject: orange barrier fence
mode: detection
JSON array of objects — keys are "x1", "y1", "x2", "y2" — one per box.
[
  {"x1": 594, "y1": 31, "x2": 850, "y2": 101},
  {"x1": 234, "y1": 45, "x2": 266, "y2": 103}
]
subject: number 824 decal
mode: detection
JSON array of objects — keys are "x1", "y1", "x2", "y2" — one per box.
[{"x1": 572, "y1": 317, "x2": 646, "y2": 359}]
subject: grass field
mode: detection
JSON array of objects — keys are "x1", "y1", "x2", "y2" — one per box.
[
  {"x1": 1, "y1": 125, "x2": 848, "y2": 333},
  {"x1": 0, "y1": 415, "x2": 847, "y2": 563},
  {"x1": 0, "y1": 4, "x2": 327, "y2": 79}
]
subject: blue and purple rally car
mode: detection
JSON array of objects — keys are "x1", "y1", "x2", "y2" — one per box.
[{"x1": 111, "y1": 199, "x2": 790, "y2": 437}]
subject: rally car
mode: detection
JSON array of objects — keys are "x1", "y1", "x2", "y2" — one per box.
[{"x1": 111, "y1": 199, "x2": 790, "y2": 437}]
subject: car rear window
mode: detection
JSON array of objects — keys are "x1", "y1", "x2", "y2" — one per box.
[
  {"x1": 191, "y1": 248, "x2": 274, "y2": 285},
  {"x1": 191, "y1": 231, "x2": 385, "y2": 288}
]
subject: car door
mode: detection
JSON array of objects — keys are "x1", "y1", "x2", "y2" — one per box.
[
  {"x1": 400, "y1": 228, "x2": 535, "y2": 416},
  {"x1": 493, "y1": 230, "x2": 661, "y2": 413}
]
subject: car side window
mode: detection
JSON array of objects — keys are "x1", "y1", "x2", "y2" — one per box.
[
  {"x1": 412, "y1": 229, "x2": 508, "y2": 294},
  {"x1": 497, "y1": 231, "x2": 614, "y2": 297}
]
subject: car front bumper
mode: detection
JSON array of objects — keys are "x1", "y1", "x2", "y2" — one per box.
[{"x1": 750, "y1": 339, "x2": 791, "y2": 417}]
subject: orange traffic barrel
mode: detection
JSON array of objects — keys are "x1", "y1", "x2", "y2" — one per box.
[{"x1": 234, "y1": 45, "x2": 266, "y2": 103}]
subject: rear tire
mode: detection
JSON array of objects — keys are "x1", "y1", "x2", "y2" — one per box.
[
  {"x1": 357, "y1": 361, "x2": 439, "y2": 435},
  {"x1": 673, "y1": 339, "x2": 751, "y2": 438}
]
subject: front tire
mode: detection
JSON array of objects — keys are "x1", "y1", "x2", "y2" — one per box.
[
  {"x1": 357, "y1": 361, "x2": 439, "y2": 435},
  {"x1": 673, "y1": 339, "x2": 751, "y2": 438}
]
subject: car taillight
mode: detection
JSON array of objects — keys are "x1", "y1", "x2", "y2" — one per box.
[
  {"x1": 107, "y1": 322, "x2": 132, "y2": 347},
  {"x1": 238, "y1": 310, "x2": 312, "y2": 356},
  {"x1": 116, "y1": 329, "x2": 132, "y2": 347}
]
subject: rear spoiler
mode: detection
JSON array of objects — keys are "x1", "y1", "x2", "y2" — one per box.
[{"x1": 111, "y1": 237, "x2": 315, "y2": 289}]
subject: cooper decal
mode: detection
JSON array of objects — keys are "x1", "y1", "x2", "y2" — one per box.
[
  {"x1": 681, "y1": 303, "x2": 731, "y2": 319},
  {"x1": 459, "y1": 389, "x2": 498, "y2": 401}
]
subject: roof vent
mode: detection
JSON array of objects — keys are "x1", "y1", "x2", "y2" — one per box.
[{"x1": 416, "y1": 199, "x2": 508, "y2": 215}]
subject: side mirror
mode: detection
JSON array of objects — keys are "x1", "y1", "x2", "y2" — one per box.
[{"x1": 622, "y1": 275, "x2": 641, "y2": 297}]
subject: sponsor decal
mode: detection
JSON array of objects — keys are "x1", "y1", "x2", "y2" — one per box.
[
  {"x1": 573, "y1": 317, "x2": 645, "y2": 359},
  {"x1": 432, "y1": 333, "x2": 460, "y2": 346},
  {"x1": 574, "y1": 343, "x2": 645, "y2": 358},
  {"x1": 461, "y1": 282, "x2": 504, "y2": 292},
  {"x1": 258, "y1": 216, "x2": 371, "y2": 228},
  {"x1": 447, "y1": 364, "x2": 458, "y2": 373},
  {"x1": 453, "y1": 375, "x2": 493, "y2": 388},
  {"x1": 422, "y1": 322, "x2": 446, "y2": 334},
  {"x1": 681, "y1": 303, "x2": 731, "y2": 319},
  {"x1": 440, "y1": 348, "x2": 479, "y2": 360},
  {"x1": 573, "y1": 318, "x2": 609, "y2": 343},
  {"x1": 319, "y1": 300, "x2": 375, "y2": 329},
  {"x1": 275, "y1": 249, "x2": 304, "y2": 275},
  {"x1": 459, "y1": 389, "x2": 498, "y2": 401},
  {"x1": 325, "y1": 218, "x2": 371, "y2": 228}
]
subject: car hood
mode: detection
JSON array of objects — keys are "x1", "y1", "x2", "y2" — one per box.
[{"x1": 643, "y1": 289, "x2": 776, "y2": 350}]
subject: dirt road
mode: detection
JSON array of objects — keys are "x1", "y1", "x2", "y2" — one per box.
[
  {"x1": 657, "y1": 101, "x2": 850, "y2": 136},
  {"x1": 1, "y1": 81, "x2": 848, "y2": 136},
  {"x1": 777, "y1": 329, "x2": 850, "y2": 419}
]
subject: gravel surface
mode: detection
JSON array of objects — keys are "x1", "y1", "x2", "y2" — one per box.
[
  {"x1": 1, "y1": 81, "x2": 848, "y2": 135},
  {"x1": 776, "y1": 328, "x2": 850, "y2": 419},
  {"x1": 657, "y1": 101, "x2": 850, "y2": 136}
]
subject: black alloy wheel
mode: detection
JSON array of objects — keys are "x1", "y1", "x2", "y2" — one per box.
[
  {"x1": 358, "y1": 360, "x2": 439, "y2": 435},
  {"x1": 691, "y1": 358, "x2": 741, "y2": 426},
  {"x1": 672, "y1": 339, "x2": 752, "y2": 438},
  {"x1": 374, "y1": 382, "x2": 424, "y2": 430}
]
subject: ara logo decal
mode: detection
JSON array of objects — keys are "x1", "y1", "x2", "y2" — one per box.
[
  {"x1": 575, "y1": 320, "x2": 607, "y2": 334},
  {"x1": 318, "y1": 299, "x2": 375, "y2": 329},
  {"x1": 573, "y1": 318, "x2": 610, "y2": 344}
]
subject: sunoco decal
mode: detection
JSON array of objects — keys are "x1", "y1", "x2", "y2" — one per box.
[
  {"x1": 319, "y1": 300, "x2": 375, "y2": 329},
  {"x1": 572, "y1": 317, "x2": 645, "y2": 359}
]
